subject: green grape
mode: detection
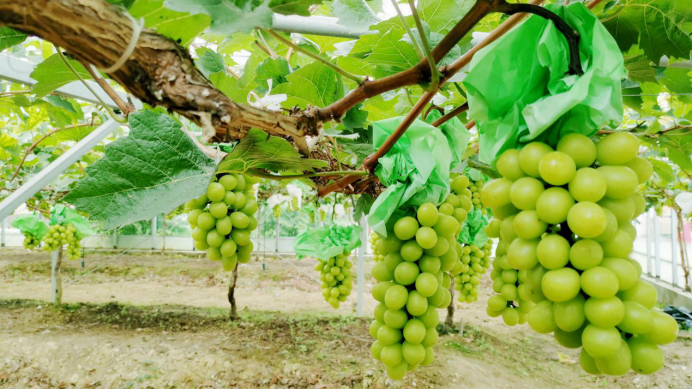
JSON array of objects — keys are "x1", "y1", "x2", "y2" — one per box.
[
  {"x1": 528, "y1": 300, "x2": 556, "y2": 334},
  {"x1": 631, "y1": 193, "x2": 646, "y2": 218},
  {"x1": 625, "y1": 156, "x2": 653, "y2": 184},
  {"x1": 207, "y1": 182, "x2": 225, "y2": 202},
  {"x1": 594, "y1": 339, "x2": 632, "y2": 376},
  {"x1": 597, "y1": 166, "x2": 639, "y2": 200},
  {"x1": 536, "y1": 234, "x2": 570, "y2": 269},
  {"x1": 567, "y1": 202, "x2": 607, "y2": 239},
  {"x1": 542, "y1": 268, "x2": 581, "y2": 302},
  {"x1": 480, "y1": 178, "x2": 512, "y2": 209},
  {"x1": 569, "y1": 239, "x2": 603, "y2": 270},
  {"x1": 535, "y1": 187, "x2": 575, "y2": 224},
  {"x1": 628, "y1": 338, "x2": 664, "y2": 374},
  {"x1": 579, "y1": 348, "x2": 602, "y2": 375},
  {"x1": 219, "y1": 174, "x2": 237, "y2": 191},
  {"x1": 569, "y1": 168, "x2": 607, "y2": 203},
  {"x1": 509, "y1": 177, "x2": 544, "y2": 210},
  {"x1": 581, "y1": 324, "x2": 621, "y2": 358},
  {"x1": 209, "y1": 201, "x2": 228, "y2": 219},
  {"x1": 556, "y1": 133, "x2": 597, "y2": 168},
  {"x1": 496, "y1": 148, "x2": 526, "y2": 181},
  {"x1": 584, "y1": 296, "x2": 625, "y2": 328},
  {"x1": 581, "y1": 266, "x2": 619, "y2": 298},
  {"x1": 642, "y1": 311, "x2": 678, "y2": 345},
  {"x1": 415, "y1": 226, "x2": 438, "y2": 249},
  {"x1": 617, "y1": 301, "x2": 654, "y2": 334},
  {"x1": 417, "y1": 203, "x2": 439, "y2": 227},
  {"x1": 507, "y1": 238, "x2": 539, "y2": 270},
  {"x1": 512, "y1": 210, "x2": 547, "y2": 239},
  {"x1": 553, "y1": 295, "x2": 585, "y2": 332},
  {"x1": 596, "y1": 132, "x2": 639, "y2": 166},
  {"x1": 618, "y1": 280, "x2": 657, "y2": 309},
  {"x1": 600, "y1": 258, "x2": 638, "y2": 291},
  {"x1": 197, "y1": 212, "x2": 215, "y2": 231},
  {"x1": 539, "y1": 151, "x2": 576, "y2": 185},
  {"x1": 394, "y1": 216, "x2": 419, "y2": 240},
  {"x1": 519, "y1": 142, "x2": 553, "y2": 178},
  {"x1": 598, "y1": 197, "x2": 635, "y2": 224},
  {"x1": 593, "y1": 208, "x2": 618, "y2": 242},
  {"x1": 316, "y1": 252, "x2": 353, "y2": 308},
  {"x1": 216, "y1": 216, "x2": 232, "y2": 235}
]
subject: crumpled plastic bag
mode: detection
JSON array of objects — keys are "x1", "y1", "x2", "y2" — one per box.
[
  {"x1": 458, "y1": 208, "x2": 489, "y2": 247},
  {"x1": 11, "y1": 215, "x2": 49, "y2": 239},
  {"x1": 367, "y1": 116, "x2": 470, "y2": 236},
  {"x1": 464, "y1": 3, "x2": 625, "y2": 164},
  {"x1": 293, "y1": 223, "x2": 362, "y2": 259},
  {"x1": 49, "y1": 204, "x2": 95, "y2": 239}
]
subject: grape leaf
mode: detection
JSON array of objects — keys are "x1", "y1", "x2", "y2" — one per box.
[
  {"x1": 209, "y1": 72, "x2": 256, "y2": 102},
  {"x1": 269, "y1": 0, "x2": 322, "y2": 15},
  {"x1": 354, "y1": 194, "x2": 374, "y2": 219},
  {"x1": 217, "y1": 128, "x2": 327, "y2": 173},
  {"x1": 64, "y1": 110, "x2": 216, "y2": 229},
  {"x1": 624, "y1": 54, "x2": 657, "y2": 83},
  {"x1": 0, "y1": 27, "x2": 27, "y2": 52},
  {"x1": 367, "y1": 27, "x2": 419, "y2": 78},
  {"x1": 30, "y1": 54, "x2": 90, "y2": 98},
  {"x1": 274, "y1": 62, "x2": 344, "y2": 108},
  {"x1": 164, "y1": 0, "x2": 273, "y2": 34},
  {"x1": 129, "y1": 0, "x2": 210, "y2": 46},
  {"x1": 602, "y1": 0, "x2": 692, "y2": 63},
  {"x1": 332, "y1": 0, "x2": 379, "y2": 32},
  {"x1": 254, "y1": 57, "x2": 291, "y2": 93},
  {"x1": 418, "y1": 0, "x2": 475, "y2": 34},
  {"x1": 195, "y1": 48, "x2": 226, "y2": 77}
]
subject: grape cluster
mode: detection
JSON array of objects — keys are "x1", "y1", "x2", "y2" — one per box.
[
  {"x1": 309, "y1": 210, "x2": 315, "y2": 223},
  {"x1": 482, "y1": 132, "x2": 676, "y2": 376},
  {"x1": 273, "y1": 204, "x2": 282, "y2": 218},
  {"x1": 316, "y1": 252, "x2": 353, "y2": 308},
  {"x1": 469, "y1": 178, "x2": 486, "y2": 212},
  {"x1": 23, "y1": 232, "x2": 42, "y2": 250},
  {"x1": 455, "y1": 241, "x2": 492, "y2": 303},
  {"x1": 187, "y1": 173, "x2": 259, "y2": 271},
  {"x1": 43, "y1": 224, "x2": 81, "y2": 260},
  {"x1": 290, "y1": 196, "x2": 299, "y2": 211},
  {"x1": 369, "y1": 182, "x2": 472, "y2": 379},
  {"x1": 370, "y1": 232, "x2": 384, "y2": 262}
]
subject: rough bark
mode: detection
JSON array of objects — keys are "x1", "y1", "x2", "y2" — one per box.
[{"x1": 228, "y1": 266, "x2": 239, "y2": 320}]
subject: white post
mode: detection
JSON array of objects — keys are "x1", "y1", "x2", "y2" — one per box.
[
  {"x1": 151, "y1": 216, "x2": 157, "y2": 250},
  {"x1": 275, "y1": 216, "x2": 280, "y2": 253},
  {"x1": 113, "y1": 228, "x2": 118, "y2": 249},
  {"x1": 654, "y1": 211, "x2": 661, "y2": 278},
  {"x1": 671, "y1": 210, "x2": 678, "y2": 286},
  {"x1": 51, "y1": 249, "x2": 63, "y2": 305},
  {"x1": 356, "y1": 216, "x2": 367, "y2": 317},
  {"x1": 1, "y1": 218, "x2": 6, "y2": 247},
  {"x1": 645, "y1": 209, "x2": 653, "y2": 276}
]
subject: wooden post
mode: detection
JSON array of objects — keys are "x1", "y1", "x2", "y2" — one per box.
[
  {"x1": 445, "y1": 279, "x2": 455, "y2": 329},
  {"x1": 227, "y1": 266, "x2": 239, "y2": 320},
  {"x1": 51, "y1": 247, "x2": 63, "y2": 305}
]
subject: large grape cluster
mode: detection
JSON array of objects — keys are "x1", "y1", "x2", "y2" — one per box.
[
  {"x1": 369, "y1": 178, "x2": 473, "y2": 379},
  {"x1": 42, "y1": 224, "x2": 81, "y2": 260},
  {"x1": 186, "y1": 173, "x2": 259, "y2": 272},
  {"x1": 315, "y1": 252, "x2": 353, "y2": 308},
  {"x1": 370, "y1": 231, "x2": 384, "y2": 262},
  {"x1": 455, "y1": 241, "x2": 492, "y2": 303},
  {"x1": 482, "y1": 132, "x2": 676, "y2": 376},
  {"x1": 23, "y1": 232, "x2": 42, "y2": 250}
]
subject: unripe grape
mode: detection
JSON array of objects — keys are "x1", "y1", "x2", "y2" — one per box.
[
  {"x1": 596, "y1": 132, "x2": 639, "y2": 166},
  {"x1": 597, "y1": 165, "x2": 639, "y2": 200},
  {"x1": 569, "y1": 168, "x2": 606, "y2": 203},
  {"x1": 509, "y1": 177, "x2": 544, "y2": 210},
  {"x1": 625, "y1": 156, "x2": 653, "y2": 184},
  {"x1": 567, "y1": 202, "x2": 607, "y2": 238},
  {"x1": 496, "y1": 148, "x2": 525, "y2": 181},
  {"x1": 556, "y1": 133, "x2": 597, "y2": 168},
  {"x1": 536, "y1": 187, "x2": 575, "y2": 224},
  {"x1": 628, "y1": 338, "x2": 664, "y2": 374},
  {"x1": 539, "y1": 151, "x2": 576, "y2": 185}
]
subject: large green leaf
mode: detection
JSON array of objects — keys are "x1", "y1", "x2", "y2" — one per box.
[
  {"x1": 624, "y1": 54, "x2": 656, "y2": 83},
  {"x1": 195, "y1": 48, "x2": 226, "y2": 77},
  {"x1": 30, "y1": 54, "x2": 90, "y2": 98},
  {"x1": 367, "y1": 27, "x2": 419, "y2": 78},
  {"x1": 64, "y1": 110, "x2": 216, "y2": 229},
  {"x1": 274, "y1": 62, "x2": 344, "y2": 108},
  {"x1": 254, "y1": 57, "x2": 291, "y2": 93},
  {"x1": 164, "y1": 0, "x2": 273, "y2": 34},
  {"x1": 129, "y1": 0, "x2": 210, "y2": 46},
  {"x1": 217, "y1": 128, "x2": 327, "y2": 173},
  {"x1": 0, "y1": 27, "x2": 27, "y2": 52},
  {"x1": 602, "y1": 0, "x2": 692, "y2": 63},
  {"x1": 418, "y1": 0, "x2": 475, "y2": 34},
  {"x1": 332, "y1": 0, "x2": 379, "y2": 31}
]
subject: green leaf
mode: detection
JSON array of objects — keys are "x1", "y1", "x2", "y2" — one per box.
[
  {"x1": 129, "y1": 0, "x2": 210, "y2": 46},
  {"x1": 343, "y1": 103, "x2": 368, "y2": 130},
  {"x1": 254, "y1": 57, "x2": 291, "y2": 93},
  {"x1": 209, "y1": 72, "x2": 256, "y2": 102},
  {"x1": 657, "y1": 66, "x2": 692, "y2": 94},
  {"x1": 53, "y1": 126, "x2": 97, "y2": 142},
  {"x1": 164, "y1": 0, "x2": 273, "y2": 34},
  {"x1": 274, "y1": 62, "x2": 344, "y2": 108},
  {"x1": 30, "y1": 54, "x2": 90, "y2": 98},
  {"x1": 602, "y1": 0, "x2": 692, "y2": 63},
  {"x1": 332, "y1": 0, "x2": 379, "y2": 32},
  {"x1": 367, "y1": 27, "x2": 419, "y2": 78},
  {"x1": 269, "y1": 0, "x2": 322, "y2": 15},
  {"x1": 0, "y1": 27, "x2": 28, "y2": 52},
  {"x1": 418, "y1": 0, "x2": 475, "y2": 34},
  {"x1": 649, "y1": 158, "x2": 676, "y2": 183},
  {"x1": 64, "y1": 110, "x2": 216, "y2": 229},
  {"x1": 217, "y1": 128, "x2": 328, "y2": 173},
  {"x1": 195, "y1": 48, "x2": 226, "y2": 77},
  {"x1": 354, "y1": 194, "x2": 374, "y2": 219},
  {"x1": 624, "y1": 54, "x2": 656, "y2": 83}
]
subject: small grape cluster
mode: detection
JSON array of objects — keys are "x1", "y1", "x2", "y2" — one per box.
[
  {"x1": 370, "y1": 231, "x2": 384, "y2": 262},
  {"x1": 187, "y1": 173, "x2": 259, "y2": 271},
  {"x1": 469, "y1": 178, "x2": 486, "y2": 212},
  {"x1": 309, "y1": 210, "x2": 315, "y2": 223},
  {"x1": 316, "y1": 252, "x2": 353, "y2": 308},
  {"x1": 369, "y1": 184, "x2": 473, "y2": 379},
  {"x1": 273, "y1": 204, "x2": 282, "y2": 218},
  {"x1": 290, "y1": 196, "x2": 299, "y2": 211},
  {"x1": 320, "y1": 209, "x2": 326, "y2": 222},
  {"x1": 23, "y1": 232, "x2": 42, "y2": 250},
  {"x1": 482, "y1": 132, "x2": 676, "y2": 376},
  {"x1": 455, "y1": 241, "x2": 492, "y2": 303},
  {"x1": 43, "y1": 224, "x2": 81, "y2": 260}
]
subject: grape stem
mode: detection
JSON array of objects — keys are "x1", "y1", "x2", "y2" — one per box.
[{"x1": 228, "y1": 169, "x2": 369, "y2": 180}]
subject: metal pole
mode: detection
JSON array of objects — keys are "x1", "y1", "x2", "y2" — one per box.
[
  {"x1": 645, "y1": 209, "x2": 653, "y2": 276},
  {"x1": 1, "y1": 218, "x2": 6, "y2": 247},
  {"x1": 0, "y1": 119, "x2": 121, "y2": 220},
  {"x1": 151, "y1": 216, "x2": 157, "y2": 250},
  {"x1": 654, "y1": 211, "x2": 661, "y2": 278},
  {"x1": 271, "y1": 14, "x2": 373, "y2": 38},
  {"x1": 356, "y1": 216, "x2": 367, "y2": 317},
  {"x1": 671, "y1": 209, "x2": 679, "y2": 287}
]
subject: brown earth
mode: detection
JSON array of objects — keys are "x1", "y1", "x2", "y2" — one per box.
[{"x1": 0, "y1": 248, "x2": 690, "y2": 389}]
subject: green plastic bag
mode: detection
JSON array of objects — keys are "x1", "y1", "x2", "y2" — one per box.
[
  {"x1": 367, "y1": 117, "x2": 470, "y2": 236},
  {"x1": 425, "y1": 110, "x2": 472, "y2": 170},
  {"x1": 293, "y1": 223, "x2": 362, "y2": 259},
  {"x1": 11, "y1": 215, "x2": 49, "y2": 239},
  {"x1": 458, "y1": 208, "x2": 489, "y2": 248},
  {"x1": 464, "y1": 3, "x2": 625, "y2": 164},
  {"x1": 49, "y1": 204, "x2": 95, "y2": 239}
]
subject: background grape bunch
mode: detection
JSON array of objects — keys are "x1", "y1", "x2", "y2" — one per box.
[
  {"x1": 455, "y1": 241, "x2": 492, "y2": 303},
  {"x1": 315, "y1": 252, "x2": 353, "y2": 308},
  {"x1": 22, "y1": 232, "x2": 42, "y2": 250},
  {"x1": 370, "y1": 231, "x2": 384, "y2": 262},
  {"x1": 469, "y1": 178, "x2": 486, "y2": 213},
  {"x1": 482, "y1": 132, "x2": 677, "y2": 376},
  {"x1": 369, "y1": 175, "x2": 476, "y2": 379},
  {"x1": 42, "y1": 224, "x2": 81, "y2": 260},
  {"x1": 186, "y1": 173, "x2": 259, "y2": 271}
]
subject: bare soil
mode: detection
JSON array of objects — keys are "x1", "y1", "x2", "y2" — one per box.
[{"x1": 0, "y1": 248, "x2": 691, "y2": 389}]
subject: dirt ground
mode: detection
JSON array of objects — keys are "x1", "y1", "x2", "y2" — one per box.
[{"x1": 0, "y1": 248, "x2": 691, "y2": 389}]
